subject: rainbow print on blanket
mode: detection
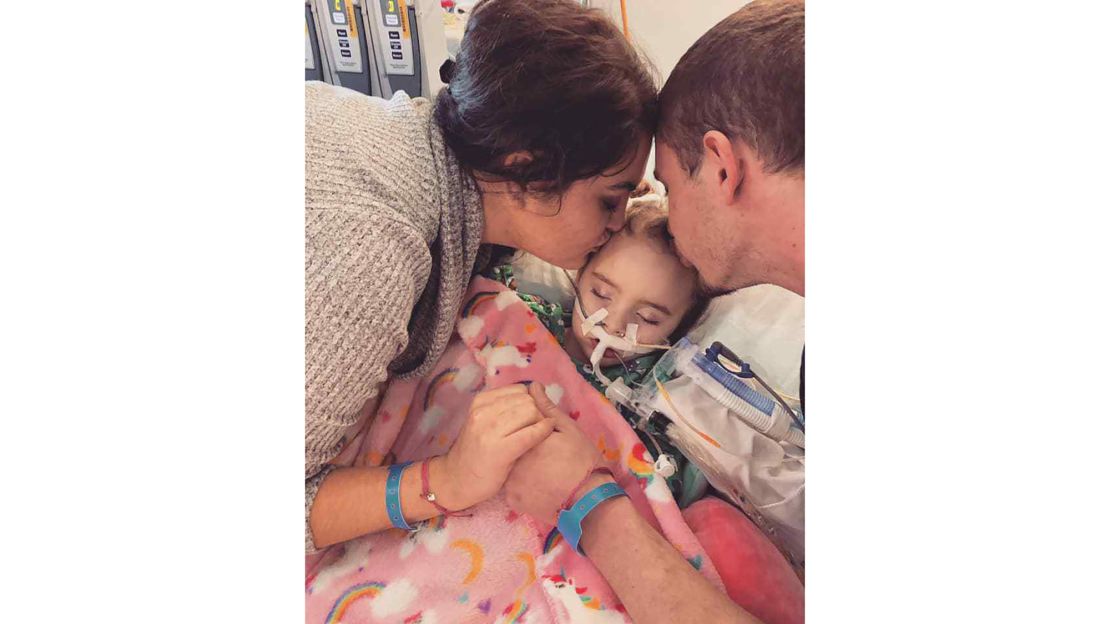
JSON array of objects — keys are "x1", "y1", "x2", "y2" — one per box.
[
  {"x1": 324, "y1": 581, "x2": 385, "y2": 624},
  {"x1": 305, "y1": 277, "x2": 721, "y2": 624}
]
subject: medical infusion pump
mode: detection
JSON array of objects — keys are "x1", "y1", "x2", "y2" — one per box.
[{"x1": 305, "y1": 0, "x2": 450, "y2": 99}]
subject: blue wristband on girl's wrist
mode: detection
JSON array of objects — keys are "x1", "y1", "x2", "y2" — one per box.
[
  {"x1": 556, "y1": 481, "x2": 627, "y2": 555},
  {"x1": 386, "y1": 461, "x2": 416, "y2": 531}
]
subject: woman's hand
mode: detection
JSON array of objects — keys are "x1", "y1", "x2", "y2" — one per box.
[
  {"x1": 503, "y1": 383, "x2": 604, "y2": 524},
  {"x1": 438, "y1": 384, "x2": 557, "y2": 511}
]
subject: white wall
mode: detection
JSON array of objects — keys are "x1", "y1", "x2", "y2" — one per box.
[
  {"x1": 595, "y1": 1, "x2": 751, "y2": 85},
  {"x1": 592, "y1": 1, "x2": 751, "y2": 184}
]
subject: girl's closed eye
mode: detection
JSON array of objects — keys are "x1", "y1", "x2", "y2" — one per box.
[
  {"x1": 637, "y1": 312, "x2": 661, "y2": 326},
  {"x1": 591, "y1": 288, "x2": 611, "y2": 301}
]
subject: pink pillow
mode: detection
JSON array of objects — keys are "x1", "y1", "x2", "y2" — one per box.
[{"x1": 683, "y1": 497, "x2": 804, "y2": 624}]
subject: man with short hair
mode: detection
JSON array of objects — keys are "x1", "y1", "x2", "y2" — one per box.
[
  {"x1": 502, "y1": 3, "x2": 806, "y2": 623},
  {"x1": 656, "y1": 0, "x2": 805, "y2": 410},
  {"x1": 656, "y1": 0, "x2": 805, "y2": 299}
]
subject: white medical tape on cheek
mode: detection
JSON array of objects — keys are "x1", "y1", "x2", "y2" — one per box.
[
  {"x1": 588, "y1": 325, "x2": 655, "y2": 356},
  {"x1": 589, "y1": 340, "x2": 611, "y2": 384},
  {"x1": 626, "y1": 323, "x2": 639, "y2": 345},
  {"x1": 579, "y1": 306, "x2": 618, "y2": 385},
  {"x1": 579, "y1": 307, "x2": 608, "y2": 335},
  {"x1": 575, "y1": 303, "x2": 658, "y2": 386}
]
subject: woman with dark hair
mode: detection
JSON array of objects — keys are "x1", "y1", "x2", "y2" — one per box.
[{"x1": 305, "y1": 0, "x2": 655, "y2": 553}]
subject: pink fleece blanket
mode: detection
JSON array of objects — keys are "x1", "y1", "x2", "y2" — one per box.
[{"x1": 306, "y1": 277, "x2": 722, "y2": 623}]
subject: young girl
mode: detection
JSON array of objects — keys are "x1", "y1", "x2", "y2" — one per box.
[{"x1": 492, "y1": 198, "x2": 711, "y2": 506}]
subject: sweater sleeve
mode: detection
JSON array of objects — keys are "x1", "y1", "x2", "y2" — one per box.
[{"x1": 304, "y1": 207, "x2": 431, "y2": 553}]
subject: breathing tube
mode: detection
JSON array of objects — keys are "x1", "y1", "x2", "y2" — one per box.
[
  {"x1": 563, "y1": 269, "x2": 670, "y2": 387},
  {"x1": 564, "y1": 270, "x2": 679, "y2": 476}
]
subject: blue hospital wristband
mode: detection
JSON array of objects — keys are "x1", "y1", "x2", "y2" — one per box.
[
  {"x1": 557, "y1": 482, "x2": 627, "y2": 555},
  {"x1": 386, "y1": 461, "x2": 416, "y2": 531}
]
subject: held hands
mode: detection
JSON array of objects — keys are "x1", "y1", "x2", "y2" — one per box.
[
  {"x1": 504, "y1": 383, "x2": 605, "y2": 524},
  {"x1": 438, "y1": 384, "x2": 556, "y2": 511},
  {"x1": 436, "y1": 382, "x2": 604, "y2": 521}
]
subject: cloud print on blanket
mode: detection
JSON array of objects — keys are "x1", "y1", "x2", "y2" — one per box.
[{"x1": 306, "y1": 277, "x2": 722, "y2": 623}]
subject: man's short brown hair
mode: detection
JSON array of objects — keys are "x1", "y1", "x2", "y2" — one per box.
[{"x1": 658, "y1": 0, "x2": 804, "y2": 175}]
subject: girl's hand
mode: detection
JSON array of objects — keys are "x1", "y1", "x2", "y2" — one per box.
[
  {"x1": 503, "y1": 383, "x2": 604, "y2": 524},
  {"x1": 438, "y1": 384, "x2": 556, "y2": 510}
]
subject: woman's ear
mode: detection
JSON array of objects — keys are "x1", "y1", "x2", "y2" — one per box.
[
  {"x1": 501, "y1": 151, "x2": 535, "y2": 168},
  {"x1": 700, "y1": 131, "x2": 745, "y2": 205}
]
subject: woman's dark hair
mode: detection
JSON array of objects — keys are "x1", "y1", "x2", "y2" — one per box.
[{"x1": 434, "y1": 0, "x2": 658, "y2": 194}]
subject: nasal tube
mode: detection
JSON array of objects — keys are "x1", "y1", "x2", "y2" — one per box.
[{"x1": 578, "y1": 307, "x2": 661, "y2": 386}]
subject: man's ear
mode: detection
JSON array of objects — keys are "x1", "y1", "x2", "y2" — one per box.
[{"x1": 701, "y1": 131, "x2": 745, "y2": 205}]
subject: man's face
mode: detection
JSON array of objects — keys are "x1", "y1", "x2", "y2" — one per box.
[
  {"x1": 654, "y1": 139, "x2": 805, "y2": 296},
  {"x1": 654, "y1": 141, "x2": 744, "y2": 295}
]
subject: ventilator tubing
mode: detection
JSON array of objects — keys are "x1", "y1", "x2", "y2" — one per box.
[
  {"x1": 685, "y1": 351, "x2": 805, "y2": 449},
  {"x1": 577, "y1": 307, "x2": 659, "y2": 386}
]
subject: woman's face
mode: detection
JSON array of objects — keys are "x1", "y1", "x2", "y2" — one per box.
[{"x1": 511, "y1": 135, "x2": 652, "y2": 270}]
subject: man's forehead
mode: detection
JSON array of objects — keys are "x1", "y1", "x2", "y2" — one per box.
[{"x1": 653, "y1": 143, "x2": 677, "y2": 178}]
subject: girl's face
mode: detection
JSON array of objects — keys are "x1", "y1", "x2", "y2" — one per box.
[
  {"x1": 569, "y1": 231, "x2": 699, "y2": 368},
  {"x1": 510, "y1": 135, "x2": 652, "y2": 270}
]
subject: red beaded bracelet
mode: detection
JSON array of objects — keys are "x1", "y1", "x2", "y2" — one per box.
[
  {"x1": 559, "y1": 465, "x2": 614, "y2": 517},
  {"x1": 421, "y1": 458, "x2": 471, "y2": 518}
]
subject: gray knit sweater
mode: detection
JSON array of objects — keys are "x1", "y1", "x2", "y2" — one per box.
[{"x1": 304, "y1": 82, "x2": 484, "y2": 552}]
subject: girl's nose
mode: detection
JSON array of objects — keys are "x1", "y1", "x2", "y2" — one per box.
[{"x1": 606, "y1": 309, "x2": 631, "y2": 335}]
